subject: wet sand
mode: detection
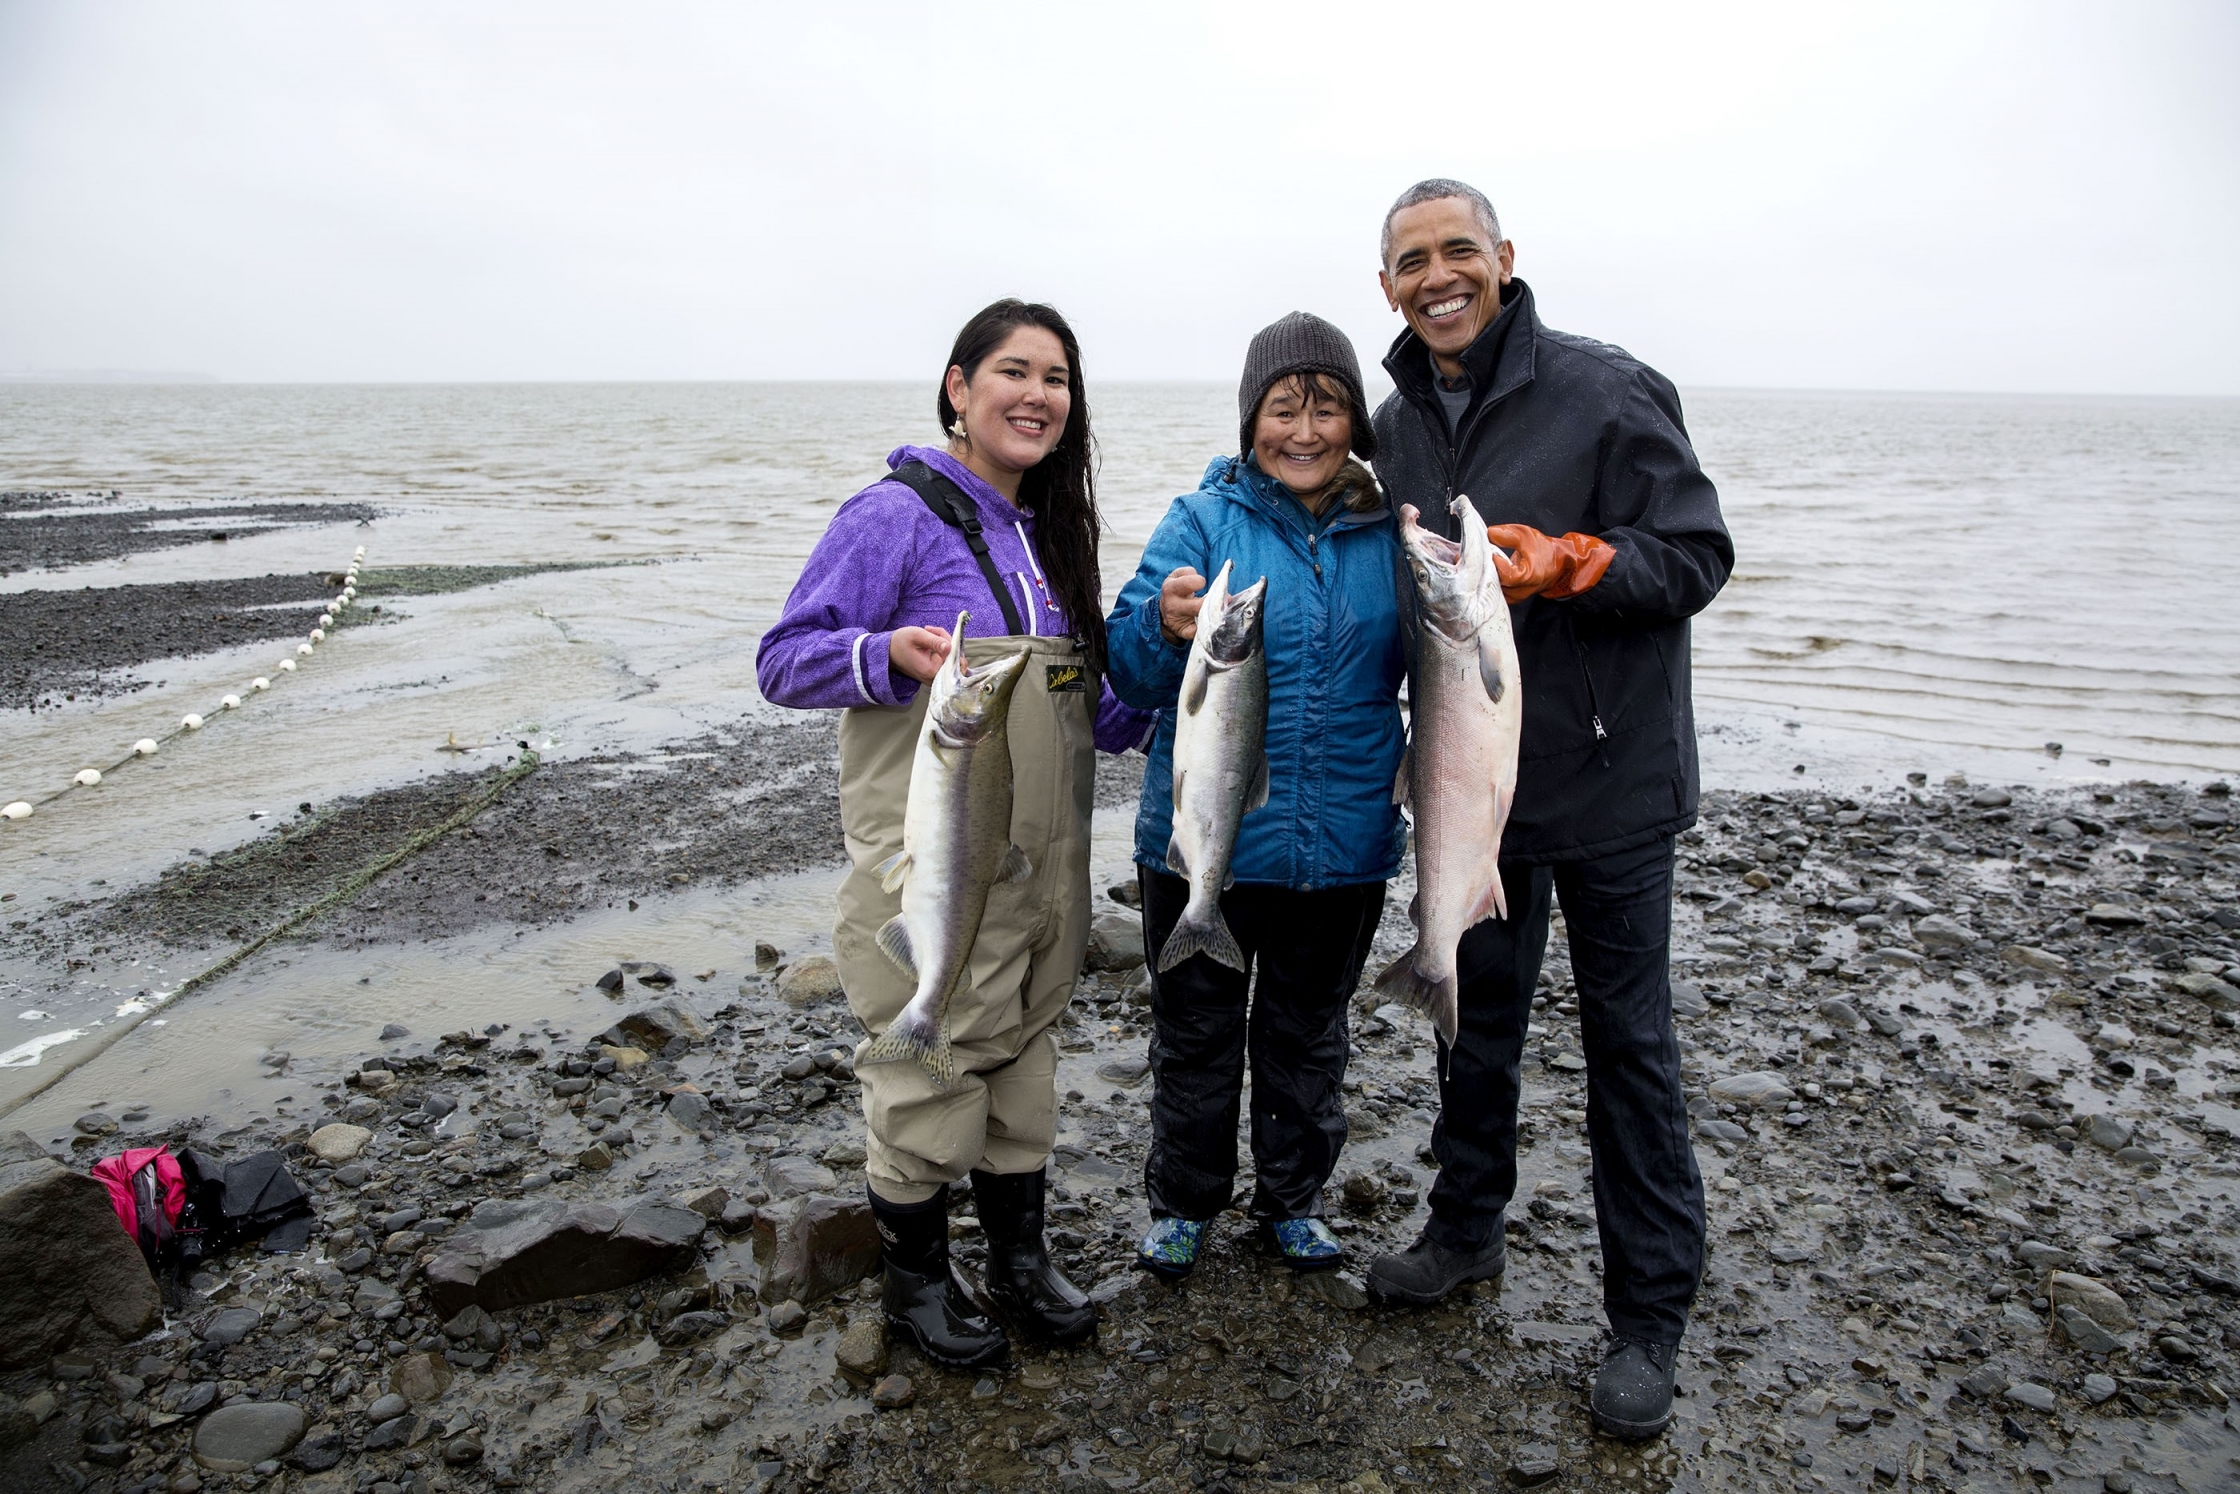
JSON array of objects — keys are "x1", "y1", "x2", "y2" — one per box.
[{"x1": 0, "y1": 489, "x2": 377, "y2": 575}]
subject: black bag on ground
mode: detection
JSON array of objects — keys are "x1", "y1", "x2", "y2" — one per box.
[{"x1": 177, "y1": 1147, "x2": 316, "y2": 1256}]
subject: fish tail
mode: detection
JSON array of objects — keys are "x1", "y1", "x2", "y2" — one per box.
[
  {"x1": 1372, "y1": 950, "x2": 1460, "y2": 1047},
  {"x1": 1157, "y1": 903, "x2": 1245, "y2": 974},
  {"x1": 860, "y1": 1006, "x2": 956, "y2": 1087}
]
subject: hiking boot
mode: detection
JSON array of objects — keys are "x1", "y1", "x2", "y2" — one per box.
[
  {"x1": 1134, "y1": 1217, "x2": 1211, "y2": 1280},
  {"x1": 1259, "y1": 1216, "x2": 1345, "y2": 1271},
  {"x1": 1590, "y1": 1336, "x2": 1680, "y2": 1439},
  {"x1": 869, "y1": 1187, "x2": 1008, "y2": 1370},
  {"x1": 970, "y1": 1168, "x2": 1096, "y2": 1346},
  {"x1": 1365, "y1": 1226, "x2": 1505, "y2": 1306}
]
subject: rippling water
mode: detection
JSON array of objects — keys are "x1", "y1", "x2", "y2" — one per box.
[{"x1": 2, "y1": 381, "x2": 2235, "y2": 832}]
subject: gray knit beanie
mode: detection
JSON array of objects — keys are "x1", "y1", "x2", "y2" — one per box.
[{"x1": 1237, "y1": 311, "x2": 1377, "y2": 461}]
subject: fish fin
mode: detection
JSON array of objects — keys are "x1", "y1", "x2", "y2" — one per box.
[
  {"x1": 1467, "y1": 880, "x2": 1507, "y2": 928},
  {"x1": 874, "y1": 915, "x2": 917, "y2": 979},
  {"x1": 1245, "y1": 753, "x2": 1270, "y2": 813},
  {"x1": 1169, "y1": 765, "x2": 1186, "y2": 815},
  {"x1": 1372, "y1": 951, "x2": 1460, "y2": 1047},
  {"x1": 874, "y1": 851, "x2": 911, "y2": 893},
  {"x1": 1476, "y1": 635, "x2": 1507, "y2": 703},
  {"x1": 996, "y1": 844, "x2": 1033, "y2": 884},
  {"x1": 1157, "y1": 906, "x2": 1245, "y2": 973},
  {"x1": 1407, "y1": 891, "x2": 1421, "y2": 929},
  {"x1": 1391, "y1": 748, "x2": 1411, "y2": 808},
  {"x1": 1182, "y1": 665, "x2": 1208, "y2": 717},
  {"x1": 860, "y1": 1006, "x2": 956, "y2": 1088},
  {"x1": 1165, "y1": 835, "x2": 1188, "y2": 876}
]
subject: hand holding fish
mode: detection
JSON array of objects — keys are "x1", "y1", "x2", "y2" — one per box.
[
  {"x1": 1159, "y1": 567, "x2": 1210, "y2": 643},
  {"x1": 889, "y1": 623, "x2": 955, "y2": 682},
  {"x1": 1484, "y1": 522, "x2": 1615, "y2": 603}
]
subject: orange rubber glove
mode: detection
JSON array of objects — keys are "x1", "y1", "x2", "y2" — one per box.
[{"x1": 1485, "y1": 523, "x2": 1616, "y2": 603}]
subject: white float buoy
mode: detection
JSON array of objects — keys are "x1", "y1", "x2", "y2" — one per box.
[
  {"x1": 2, "y1": 802, "x2": 31, "y2": 820},
  {"x1": 251, "y1": 678, "x2": 269, "y2": 691},
  {"x1": 278, "y1": 659, "x2": 297, "y2": 673},
  {"x1": 297, "y1": 643, "x2": 314, "y2": 656},
  {"x1": 309, "y1": 628, "x2": 325, "y2": 642},
  {"x1": 182, "y1": 714, "x2": 204, "y2": 730},
  {"x1": 133, "y1": 739, "x2": 159, "y2": 756},
  {"x1": 221, "y1": 695, "x2": 240, "y2": 710},
  {"x1": 354, "y1": 546, "x2": 365, "y2": 558},
  {"x1": 318, "y1": 614, "x2": 333, "y2": 627},
  {"x1": 74, "y1": 769, "x2": 102, "y2": 787}
]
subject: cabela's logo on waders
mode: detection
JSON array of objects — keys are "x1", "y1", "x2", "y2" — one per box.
[{"x1": 1045, "y1": 664, "x2": 1086, "y2": 693}]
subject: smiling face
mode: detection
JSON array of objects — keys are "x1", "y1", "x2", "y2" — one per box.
[
  {"x1": 1379, "y1": 196, "x2": 1515, "y2": 377},
  {"x1": 1251, "y1": 373, "x2": 1353, "y2": 502},
  {"x1": 944, "y1": 325, "x2": 1071, "y2": 481}
]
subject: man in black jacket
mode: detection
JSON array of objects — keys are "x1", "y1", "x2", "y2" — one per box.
[{"x1": 1364, "y1": 178, "x2": 1733, "y2": 1440}]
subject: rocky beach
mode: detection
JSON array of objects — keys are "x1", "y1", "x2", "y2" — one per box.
[{"x1": 5, "y1": 744, "x2": 2239, "y2": 1494}]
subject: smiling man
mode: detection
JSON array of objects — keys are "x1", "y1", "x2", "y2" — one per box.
[{"x1": 1365, "y1": 179, "x2": 1733, "y2": 1440}]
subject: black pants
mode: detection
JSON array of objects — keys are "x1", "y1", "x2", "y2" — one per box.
[
  {"x1": 1425, "y1": 835, "x2": 1704, "y2": 1345},
  {"x1": 1138, "y1": 868, "x2": 1386, "y2": 1222}
]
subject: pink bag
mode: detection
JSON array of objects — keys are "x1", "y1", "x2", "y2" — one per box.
[{"x1": 92, "y1": 1145, "x2": 187, "y2": 1267}]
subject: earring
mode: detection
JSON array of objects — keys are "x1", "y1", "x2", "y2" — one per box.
[{"x1": 950, "y1": 414, "x2": 969, "y2": 442}]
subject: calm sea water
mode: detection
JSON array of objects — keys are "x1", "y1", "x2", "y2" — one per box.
[{"x1": 2, "y1": 381, "x2": 2236, "y2": 859}]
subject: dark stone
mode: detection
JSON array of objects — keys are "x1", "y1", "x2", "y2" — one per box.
[
  {"x1": 290, "y1": 1432, "x2": 346, "y2": 1472},
  {"x1": 423, "y1": 1197, "x2": 706, "y2": 1317},
  {"x1": 191, "y1": 1402, "x2": 307, "y2": 1472},
  {"x1": 600, "y1": 1002, "x2": 709, "y2": 1053},
  {"x1": 753, "y1": 1193, "x2": 881, "y2": 1305},
  {"x1": 379, "y1": 1023, "x2": 411, "y2": 1040},
  {"x1": 0, "y1": 1130, "x2": 162, "y2": 1369},
  {"x1": 198, "y1": 1307, "x2": 261, "y2": 1346}
]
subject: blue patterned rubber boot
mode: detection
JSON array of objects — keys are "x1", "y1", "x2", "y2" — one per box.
[
  {"x1": 1262, "y1": 1216, "x2": 1346, "y2": 1271},
  {"x1": 1135, "y1": 1217, "x2": 1210, "y2": 1280}
]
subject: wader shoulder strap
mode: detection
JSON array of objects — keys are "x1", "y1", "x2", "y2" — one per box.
[{"x1": 887, "y1": 461, "x2": 1027, "y2": 636}]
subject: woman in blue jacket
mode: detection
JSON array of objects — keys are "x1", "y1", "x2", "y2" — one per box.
[{"x1": 1106, "y1": 313, "x2": 1407, "y2": 1276}]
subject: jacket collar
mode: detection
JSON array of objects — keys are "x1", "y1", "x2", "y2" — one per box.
[
  {"x1": 888, "y1": 444, "x2": 1034, "y2": 525},
  {"x1": 1381, "y1": 278, "x2": 1538, "y2": 419}
]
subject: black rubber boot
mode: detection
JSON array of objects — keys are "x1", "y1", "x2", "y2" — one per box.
[
  {"x1": 970, "y1": 1168, "x2": 1097, "y2": 1346},
  {"x1": 1590, "y1": 1336, "x2": 1679, "y2": 1439},
  {"x1": 869, "y1": 1186, "x2": 1008, "y2": 1370},
  {"x1": 1366, "y1": 1224, "x2": 1506, "y2": 1307}
]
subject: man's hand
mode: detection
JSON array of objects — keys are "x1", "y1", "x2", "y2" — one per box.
[
  {"x1": 1486, "y1": 524, "x2": 1615, "y2": 603},
  {"x1": 888, "y1": 624, "x2": 954, "y2": 683},
  {"x1": 1158, "y1": 567, "x2": 1209, "y2": 643}
]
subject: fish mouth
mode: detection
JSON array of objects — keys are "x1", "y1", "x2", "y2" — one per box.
[{"x1": 1204, "y1": 579, "x2": 1267, "y2": 665}]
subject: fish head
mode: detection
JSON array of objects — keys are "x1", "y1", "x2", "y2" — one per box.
[
  {"x1": 1204, "y1": 575, "x2": 1267, "y2": 667},
  {"x1": 1397, "y1": 499, "x2": 1489, "y2": 637},
  {"x1": 928, "y1": 612, "x2": 1029, "y2": 747}
]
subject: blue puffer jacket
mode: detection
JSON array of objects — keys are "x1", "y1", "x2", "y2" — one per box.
[{"x1": 1107, "y1": 455, "x2": 1407, "y2": 890}]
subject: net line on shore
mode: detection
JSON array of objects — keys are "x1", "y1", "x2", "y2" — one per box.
[
  {"x1": 0, "y1": 745, "x2": 541, "y2": 1122},
  {"x1": 2, "y1": 543, "x2": 370, "y2": 822}
]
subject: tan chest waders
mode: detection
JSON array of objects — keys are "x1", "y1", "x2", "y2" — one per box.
[{"x1": 835, "y1": 633, "x2": 1095, "y2": 1202}]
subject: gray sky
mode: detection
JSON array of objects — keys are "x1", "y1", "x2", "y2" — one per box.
[{"x1": 2, "y1": 1, "x2": 2234, "y2": 392}]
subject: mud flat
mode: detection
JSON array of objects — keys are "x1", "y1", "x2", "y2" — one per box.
[
  {"x1": 2, "y1": 771, "x2": 2239, "y2": 1493},
  {"x1": 0, "y1": 490, "x2": 379, "y2": 575}
]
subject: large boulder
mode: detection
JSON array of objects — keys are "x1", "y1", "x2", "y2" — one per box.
[
  {"x1": 0, "y1": 1131, "x2": 161, "y2": 1369},
  {"x1": 754, "y1": 1193, "x2": 881, "y2": 1305},
  {"x1": 422, "y1": 1196, "x2": 706, "y2": 1318}
]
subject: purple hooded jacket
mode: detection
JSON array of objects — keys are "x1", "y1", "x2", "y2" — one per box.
[{"x1": 756, "y1": 446, "x2": 1154, "y2": 755}]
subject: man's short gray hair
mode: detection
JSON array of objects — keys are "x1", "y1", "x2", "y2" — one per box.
[{"x1": 1380, "y1": 179, "x2": 1503, "y2": 267}]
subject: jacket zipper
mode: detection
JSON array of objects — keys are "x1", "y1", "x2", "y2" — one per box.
[{"x1": 1573, "y1": 633, "x2": 1612, "y2": 764}]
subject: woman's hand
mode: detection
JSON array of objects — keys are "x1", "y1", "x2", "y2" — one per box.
[
  {"x1": 889, "y1": 624, "x2": 954, "y2": 683},
  {"x1": 1158, "y1": 567, "x2": 1208, "y2": 644}
]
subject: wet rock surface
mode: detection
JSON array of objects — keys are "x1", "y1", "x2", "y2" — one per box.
[{"x1": 3, "y1": 772, "x2": 2238, "y2": 1491}]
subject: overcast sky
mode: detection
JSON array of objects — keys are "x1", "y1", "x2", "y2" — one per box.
[{"x1": 1, "y1": 1, "x2": 2234, "y2": 392}]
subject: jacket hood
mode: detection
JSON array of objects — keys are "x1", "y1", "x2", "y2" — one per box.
[{"x1": 1202, "y1": 454, "x2": 1389, "y2": 525}]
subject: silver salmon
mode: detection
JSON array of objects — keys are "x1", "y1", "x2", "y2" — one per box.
[
  {"x1": 1373, "y1": 497, "x2": 1523, "y2": 1045},
  {"x1": 1157, "y1": 560, "x2": 1270, "y2": 973},
  {"x1": 859, "y1": 612, "x2": 1033, "y2": 1086}
]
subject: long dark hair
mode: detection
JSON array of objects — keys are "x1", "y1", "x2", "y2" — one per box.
[{"x1": 937, "y1": 299, "x2": 1105, "y2": 676}]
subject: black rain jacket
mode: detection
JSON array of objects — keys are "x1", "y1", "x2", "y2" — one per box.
[{"x1": 1371, "y1": 279, "x2": 1733, "y2": 865}]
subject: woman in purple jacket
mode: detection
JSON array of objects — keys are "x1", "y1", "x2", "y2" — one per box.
[{"x1": 757, "y1": 300, "x2": 1150, "y2": 1369}]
